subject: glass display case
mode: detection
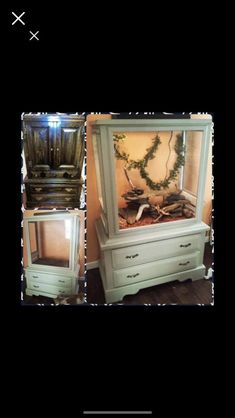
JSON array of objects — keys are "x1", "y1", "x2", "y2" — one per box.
[
  {"x1": 24, "y1": 211, "x2": 80, "y2": 298},
  {"x1": 92, "y1": 117, "x2": 212, "y2": 303},
  {"x1": 93, "y1": 119, "x2": 211, "y2": 237}
]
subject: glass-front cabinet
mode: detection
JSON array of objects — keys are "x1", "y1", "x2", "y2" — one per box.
[
  {"x1": 92, "y1": 119, "x2": 211, "y2": 238},
  {"x1": 92, "y1": 117, "x2": 212, "y2": 304},
  {"x1": 24, "y1": 212, "x2": 80, "y2": 298}
]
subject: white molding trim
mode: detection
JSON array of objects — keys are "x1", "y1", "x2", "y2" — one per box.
[{"x1": 87, "y1": 260, "x2": 99, "y2": 270}]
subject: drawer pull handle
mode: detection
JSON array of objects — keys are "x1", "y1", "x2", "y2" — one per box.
[
  {"x1": 179, "y1": 261, "x2": 190, "y2": 266},
  {"x1": 58, "y1": 280, "x2": 65, "y2": 283},
  {"x1": 32, "y1": 276, "x2": 38, "y2": 279},
  {"x1": 126, "y1": 254, "x2": 139, "y2": 259},
  {"x1": 65, "y1": 188, "x2": 73, "y2": 192},
  {"x1": 65, "y1": 197, "x2": 72, "y2": 201},
  {"x1": 33, "y1": 285, "x2": 40, "y2": 288},
  {"x1": 180, "y1": 243, "x2": 191, "y2": 248},
  {"x1": 35, "y1": 188, "x2": 43, "y2": 192},
  {"x1": 127, "y1": 273, "x2": 140, "y2": 278}
]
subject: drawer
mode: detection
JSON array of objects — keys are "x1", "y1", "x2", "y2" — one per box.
[
  {"x1": 30, "y1": 193, "x2": 77, "y2": 203},
  {"x1": 27, "y1": 281, "x2": 72, "y2": 296},
  {"x1": 30, "y1": 170, "x2": 82, "y2": 179},
  {"x1": 29, "y1": 184, "x2": 79, "y2": 194},
  {"x1": 112, "y1": 234, "x2": 201, "y2": 269},
  {"x1": 113, "y1": 251, "x2": 200, "y2": 288},
  {"x1": 27, "y1": 271, "x2": 72, "y2": 288}
]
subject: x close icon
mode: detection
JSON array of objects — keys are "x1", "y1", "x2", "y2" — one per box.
[
  {"x1": 12, "y1": 11, "x2": 25, "y2": 25},
  {"x1": 11, "y1": 11, "x2": 40, "y2": 41},
  {"x1": 29, "y1": 31, "x2": 39, "y2": 41}
]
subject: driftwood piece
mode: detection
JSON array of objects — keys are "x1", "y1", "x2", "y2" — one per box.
[
  {"x1": 155, "y1": 214, "x2": 163, "y2": 222},
  {"x1": 161, "y1": 203, "x2": 182, "y2": 213},
  {"x1": 120, "y1": 187, "x2": 195, "y2": 225},
  {"x1": 123, "y1": 193, "x2": 150, "y2": 201},
  {"x1": 165, "y1": 193, "x2": 186, "y2": 203},
  {"x1": 153, "y1": 203, "x2": 184, "y2": 222},
  {"x1": 171, "y1": 208, "x2": 184, "y2": 215},
  {"x1": 135, "y1": 204, "x2": 150, "y2": 222},
  {"x1": 162, "y1": 199, "x2": 190, "y2": 207}
]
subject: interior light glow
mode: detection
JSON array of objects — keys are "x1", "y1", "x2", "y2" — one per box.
[{"x1": 48, "y1": 115, "x2": 61, "y2": 127}]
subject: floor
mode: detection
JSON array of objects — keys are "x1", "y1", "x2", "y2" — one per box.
[
  {"x1": 22, "y1": 279, "x2": 86, "y2": 305},
  {"x1": 86, "y1": 243, "x2": 213, "y2": 305}
]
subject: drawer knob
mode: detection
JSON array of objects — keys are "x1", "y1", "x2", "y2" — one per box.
[
  {"x1": 180, "y1": 243, "x2": 191, "y2": 248},
  {"x1": 33, "y1": 285, "x2": 40, "y2": 288},
  {"x1": 126, "y1": 254, "x2": 139, "y2": 259},
  {"x1": 65, "y1": 188, "x2": 73, "y2": 193},
  {"x1": 179, "y1": 261, "x2": 190, "y2": 266},
  {"x1": 32, "y1": 276, "x2": 38, "y2": 279},
  {"x1": 58, "y1": 280, "x2": 65, "y2": 283},
  {"x1": 35, "y1": 188, "x2": 43, "y2": 192},
  {"x1": 65, "y1": 197, "x2": 72, "y2": 201},
  {"x1": 127, "y1": 273, "x2": 140, "y2": 278}
]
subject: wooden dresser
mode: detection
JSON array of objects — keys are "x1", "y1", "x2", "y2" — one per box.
[{"x1": 23, "y1": 114, "x2": 85, "y2": 208}]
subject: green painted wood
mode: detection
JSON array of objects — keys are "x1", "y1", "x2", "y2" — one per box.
[
  {"x1": 24, "y1": 213, "x2": 80, "y2": 298},
  {"x1": 92, "y1": 118, "x2": 212, "y2": 303}
]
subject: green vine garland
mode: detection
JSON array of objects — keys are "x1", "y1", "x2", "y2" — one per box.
[{"x1": 113, "y1": 132, "x2": 185, "y2": 191}]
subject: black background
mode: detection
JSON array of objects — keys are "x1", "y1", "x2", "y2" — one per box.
[{"x1": 4, "y1": 2, "x2": 227, "y2": 416}]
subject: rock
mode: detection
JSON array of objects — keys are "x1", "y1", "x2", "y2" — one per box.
[
  {"x1": 183, "y1": 208, "x2": 194, "y2": 218},
  {"x1": 119, "y1": 208, "x2": 138, "y2": 224},
  {"x1": 126, "y1": 208, "x2": 139, "y2": 224},
  {"x1": 119, "y1": 208, "x2": 129, "y2": 221}
]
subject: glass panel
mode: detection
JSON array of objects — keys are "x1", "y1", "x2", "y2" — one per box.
[
  {"x1": 183, "y1": 131, "x2": 202, "y2": 200},
  {"x1": 114, "y1": 130, "x2": 202, "y2": 230},
  {"x1": 93, "y1": 131, "x2": 106, "y2": 213},
  {"x1": 29, "y1": 219, "x2": 71, "y2": 267}
]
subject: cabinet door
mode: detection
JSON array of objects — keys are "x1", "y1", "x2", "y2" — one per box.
[
  {"x1": 24, "y1": 121, "x2": 53, "y2": 172},
  {"x1": 55, "y1": 121, "x2": 84, "y2": 173}
]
